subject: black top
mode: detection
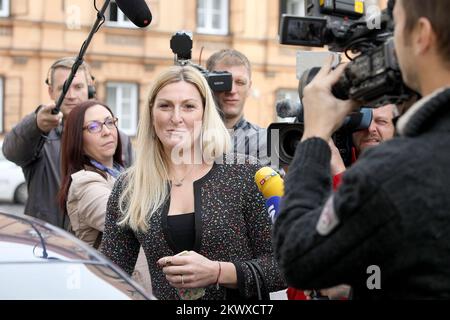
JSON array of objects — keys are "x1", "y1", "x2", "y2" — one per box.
[{"x1": 166, "y1": 213, "x2": 195, "y2": 253}]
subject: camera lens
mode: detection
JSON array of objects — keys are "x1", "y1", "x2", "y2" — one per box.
[{"x1": 280, "y1": 128, "x2": 302, "y2": 162}]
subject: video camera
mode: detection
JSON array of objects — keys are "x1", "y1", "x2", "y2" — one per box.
[
  {"x1": 279, "y1": 0, "x2": 418, "y2": 107},
  {"x1": 268, "y1": 99, "x2": 372, "y2": 167},
  {"x1": 170, "y1": 31, "x2": 232, "y2": 92},
  {"x1": 268, "y1": 0, "x2": 417, "y2": 167}
]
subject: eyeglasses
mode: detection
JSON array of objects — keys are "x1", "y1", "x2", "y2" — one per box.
[{"x1": 83, "y1": 117, "x2": 118, "y2": 134}]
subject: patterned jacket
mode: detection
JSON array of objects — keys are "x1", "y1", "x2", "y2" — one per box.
[{"x1": 101, "y1": 155, "x2": 286, "y2": 300}]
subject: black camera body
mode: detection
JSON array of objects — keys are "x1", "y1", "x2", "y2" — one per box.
[
  {"x1": 269, "y1": 99, "x2": 372, "y2": 167},
  {"x1": 280, "y1": 0, "x2": 417, "y2": 107},
  {"x1": 333, "y1": 38, "x2": 415, "y2": 106},
  {"x1": 280, "y1": 0, "x2": 366, "y2": 52},
  {"x1": 170, "y1": 31, "x2": 232, "y2": 92},
  {"x1": 267, "y1": 0, "x2": 416, "y2": 168}
]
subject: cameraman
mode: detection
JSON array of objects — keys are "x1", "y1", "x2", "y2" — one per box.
[
  {"x1": 206, "y1": 49, "x2": 269, "y2": 165},
  {"x1": 332, "y1": 103, "x2": 396, "y2": 187},
  {"x1": 273, "y1": 0, "x2": 450, "y2": 299},
  {"x1": 351, "y1": 104, "x2": 396, "y2": 158}
]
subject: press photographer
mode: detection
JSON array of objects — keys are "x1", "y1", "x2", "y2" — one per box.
[{"x1": 273, "y1": 0, "x2": 450, "y2": 299}]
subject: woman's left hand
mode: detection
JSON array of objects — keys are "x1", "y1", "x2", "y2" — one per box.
[{"x1": 157, "y1": 251, "x2": 219, "y2": 289}]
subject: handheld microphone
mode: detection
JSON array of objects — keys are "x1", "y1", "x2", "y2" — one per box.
[
  {"x1": 254, "y1": 167, "x2": 284, "y2": 223},
  {"x1": 115, "y1": 0, "x2": 152, "y2": 28}
]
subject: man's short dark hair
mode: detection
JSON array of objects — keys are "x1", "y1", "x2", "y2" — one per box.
[
  {"x1": 401, "y1": 0, "x2": 450, "y2": 65},
  {"x1": 206, "y1": 49, "x2": 252, "y2": 79}
]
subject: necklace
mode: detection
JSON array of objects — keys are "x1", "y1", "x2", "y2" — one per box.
[{"x1": 171, "y1": 165, "x2": 195, "y2": 187}]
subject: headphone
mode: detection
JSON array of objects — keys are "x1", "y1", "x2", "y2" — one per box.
[{"x1": 45, "y1": 57, "x2": 97, "y2": 99}]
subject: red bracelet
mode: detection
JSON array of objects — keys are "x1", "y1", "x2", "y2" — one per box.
[{"x1": 215, "y1": 261, "x2": 221, "y2": 290}]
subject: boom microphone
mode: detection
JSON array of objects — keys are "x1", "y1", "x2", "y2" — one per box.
[
  {"x1": 255, "y1": 167, "x2": 284, "y2": 223},
  {"x1": 115, "y1": 0, "x2": 152, "y2": 28}
]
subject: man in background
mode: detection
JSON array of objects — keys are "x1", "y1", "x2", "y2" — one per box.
[{"x1": 2, "y1": 57, "x2": 133, "y2": 228}]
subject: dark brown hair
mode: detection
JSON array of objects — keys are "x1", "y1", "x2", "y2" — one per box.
[
  {"x1": 400, "y1": 0, "x2": 450, "y2": 64},
  {"x1": 58, "y1": 100, "x2": 123, "y2": 213}
]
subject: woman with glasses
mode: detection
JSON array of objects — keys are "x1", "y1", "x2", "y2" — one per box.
[
  {"x1": 58, "y1": 100, "x2": 123, "y2": 248},
  {"x1": 58, "y1": 100, "x2": 152, "y2": 294}
]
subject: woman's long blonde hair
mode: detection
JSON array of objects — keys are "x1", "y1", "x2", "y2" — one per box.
[{"x1": 118, "y1": 65, "x2": 231, "y2": 232}]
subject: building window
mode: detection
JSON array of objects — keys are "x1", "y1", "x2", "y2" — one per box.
[
  {"x1": 0, "y1": 77, "x2": 3, "y2": 132},
  {"x1": 0, "y1": 0, "x2": 10, "y2": 17},
  {"x1": 106, "y1": 82, "x2": 138, "y2": 136},
  {"x1": 106, "y1": 0, "x2": 135, "y2": 28},
  {"x1": 197, "y1": 0, "x2": 229, "y2": 35}
]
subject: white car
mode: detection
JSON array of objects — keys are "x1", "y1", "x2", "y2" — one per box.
[
  {"x1": 0, "y1": 142, "x2": 28, "y2": 204},
  {"x1": 0, "y1": 212, "x2": 155, "y2": 300}
]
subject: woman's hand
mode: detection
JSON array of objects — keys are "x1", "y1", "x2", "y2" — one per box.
[{"x1": 157, "y1": 251, "x2": 220, "y2": 289}]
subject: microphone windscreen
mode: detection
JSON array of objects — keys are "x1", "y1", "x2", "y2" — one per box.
[
  {"x1": 276, "y1": 99, "x2": 301, "y2": 118},
  {"x1": 115, "y1": 0, "x2": 152, "y2": 28}
]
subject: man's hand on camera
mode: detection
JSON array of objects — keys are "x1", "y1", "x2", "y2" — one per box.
[
  {"x1": 36, "y1": 104, "x2": 63, "y2": 133},
  {"x1": 301, "y1": 56, "x2": 359, "y2": 142},
  {"x1": 304, "y1": 285, "x2": 351, "y2": 300}
]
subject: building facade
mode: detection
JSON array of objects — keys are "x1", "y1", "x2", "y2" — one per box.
[{"x1": 0, "y1": 0, "x2": 386, "y2": 137}]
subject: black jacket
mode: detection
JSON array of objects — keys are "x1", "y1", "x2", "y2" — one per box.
[{"x1": 274, "y1": 88, "x2": 450, "y2": 299}]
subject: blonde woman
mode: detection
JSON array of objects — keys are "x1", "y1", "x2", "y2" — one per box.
[{"x1": 101, "y1": 66, "x2": 285, "y2": 300}]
